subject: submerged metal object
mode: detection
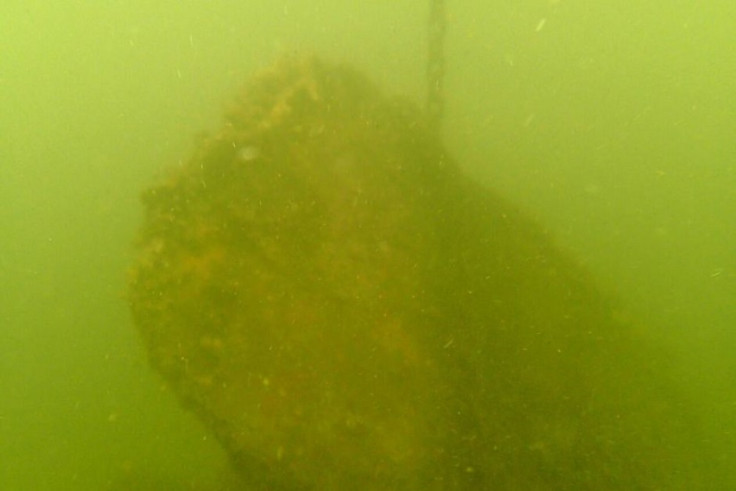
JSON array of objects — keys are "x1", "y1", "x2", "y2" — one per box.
[{"x1": 128, "y1": 57, "x2": 704, "y2": 488}]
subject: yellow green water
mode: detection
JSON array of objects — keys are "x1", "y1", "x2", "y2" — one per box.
[{"x1": 2, "y1": 1, "x2": 734, "y2": 488}]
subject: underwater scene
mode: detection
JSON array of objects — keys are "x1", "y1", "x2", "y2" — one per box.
[{"x1": 2, "y1": 1, "x2": 735, "y2": 489}]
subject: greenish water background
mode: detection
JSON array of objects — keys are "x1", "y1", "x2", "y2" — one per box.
[{"x1": 1, "y1": 1, "x2": 733, "y2": 488}]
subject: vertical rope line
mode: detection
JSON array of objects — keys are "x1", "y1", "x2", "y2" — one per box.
[{"x1": 427, "y1": 0, "x2": 446, "y2": 135}]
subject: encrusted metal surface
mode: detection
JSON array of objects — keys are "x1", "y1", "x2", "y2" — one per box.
[{"x1": 128, "y1": 57, "x2": 704, "y2": 489}]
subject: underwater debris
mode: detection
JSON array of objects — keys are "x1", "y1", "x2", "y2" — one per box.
[{"x1": 127, "y1": 56, "x2": 708, "y2": 489}]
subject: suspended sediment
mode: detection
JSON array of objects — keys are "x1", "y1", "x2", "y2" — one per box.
[{"x1": 127, "y1": 56, "x2": 707, "y2": 489}]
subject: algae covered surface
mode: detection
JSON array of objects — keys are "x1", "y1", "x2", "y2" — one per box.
[
  {"x1": 3, "y1": 2, "x2": 735, "y2": 489},
  {"x1": 127, "y1": 57, "x2": 709, "y2": 489}
]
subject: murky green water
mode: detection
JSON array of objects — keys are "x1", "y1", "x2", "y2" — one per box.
[{"x1": 2, "y1": 1, "x2": 734, "y2": 488}]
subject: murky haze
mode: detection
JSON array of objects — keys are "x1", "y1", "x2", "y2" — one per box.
[{"x1": 2, "y1": 1, "x2": 734, "y2": 488}]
